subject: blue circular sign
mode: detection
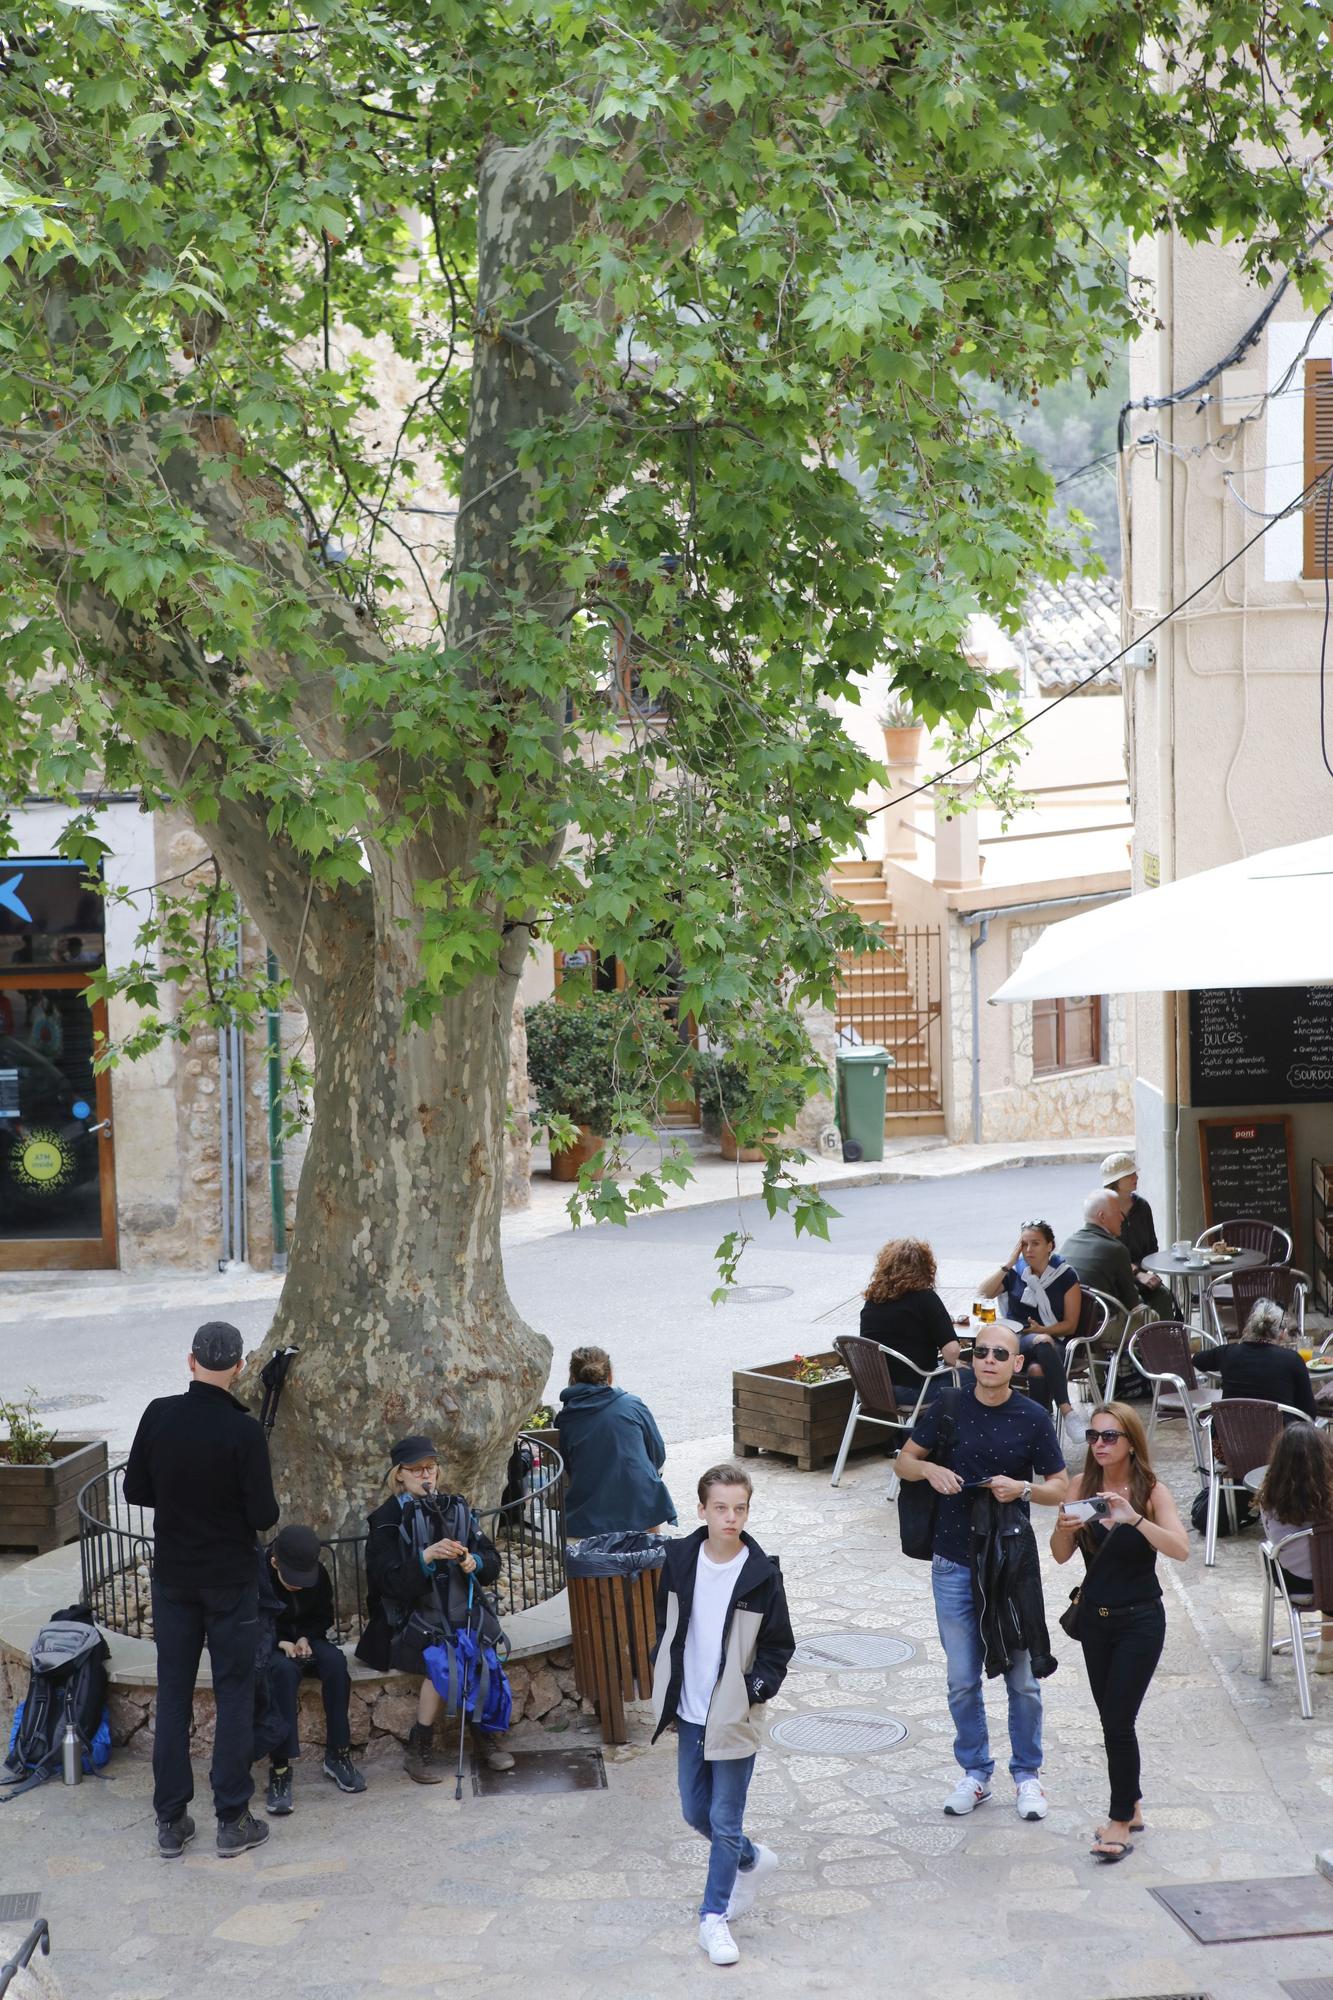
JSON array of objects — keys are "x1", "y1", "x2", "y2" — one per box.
[{"x1": 71, "y1": 1100, "x2": 91, "y2": 1120}]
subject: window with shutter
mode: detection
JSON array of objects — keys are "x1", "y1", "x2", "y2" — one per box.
[
  {"x1": 1303, "y1": 359, "x2": 1333, "y2": 579},
  {"x1": 1032, "y1": 999, "x2": 1059, "y2": 1074},
  {"x1": 1031, "y1": 995, "x2": 1103, "y2": 1076}
]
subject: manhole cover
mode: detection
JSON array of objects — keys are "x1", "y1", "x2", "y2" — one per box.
[
  {"x1": 769, "y1": 1711, "x2": 908, "y2": 1754},
  {"x1": 792, "y1": 1634, "x2": 915, "y2": 1671},
  {"x1": 0, "y1": 1895, "x2": 40, "y2": 1922},
  {"x1": 31, "y1": 1394, "x2": 100, "y2": 1412},
  {"x1": 470, "y1": 1748, "x2": 606, "y2": 1798},
  {"x1": 1152, "y1": 1876, "x2": 1333, "y2": 1944},
  {"x1": 724, "y1": 1285, "x2": 794, "y2": 1304}
]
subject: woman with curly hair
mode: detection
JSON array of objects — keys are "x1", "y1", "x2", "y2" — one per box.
[
  {"x1": 860, "y1": 1237, "x2": 961, "y2": 1406},
  {"x1": 1257, "y1": 1423, "x2": 1333, "y2": 1673}
]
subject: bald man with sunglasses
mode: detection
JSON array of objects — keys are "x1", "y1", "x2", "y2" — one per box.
[{"x1": 898, "y1": 1325, "x2": 1069, "y2": 1822}]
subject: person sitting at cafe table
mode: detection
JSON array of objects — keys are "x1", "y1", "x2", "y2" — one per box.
[
  {"x1": 1190, "y1": 1298, "x2": 1317, "y2": 1420},
  {"x1": 976, "y1": 1221, "x2": 1081, "y2": 1442},
  {"x1": 1100, "y1": 1152, "x2": 1166, "y2": 1314},
  {"x1": 1059, "y1": 1191, "x2": 1143, "y2": 1341},
  {"x1": 1257, "y1": 1422, "x2": 1333, "y2": 1673},
  {"x1": 859, "y1": 1237, "x2": 962, "y2": 1408}
]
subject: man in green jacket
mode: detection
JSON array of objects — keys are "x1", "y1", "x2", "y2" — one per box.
[{"x1": 1059, "y1": 1191, "x2": 1142, "y2": 1341}]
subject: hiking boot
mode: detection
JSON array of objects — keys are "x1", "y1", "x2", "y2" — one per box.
[
  {"x1": 156, "y1": 1813, "x2": 195, "y2": 1860},
  {"x1": 698, "y1": 1915, "x2": 740, "y2": 1966},
  {"x1": 323, "y1": 1748, "x2": 367, "y2": 1794},
  {"x1": 265, "y1": 1765, "x2": 294, "y2": 1815},
  {"x1": 472, "y1": 1730, "x2": 514, "y2": 1773},
  {"x1": 217, "y1": 1810, "x2": 270, "y2": 1857},
  {"x1": 403, "y1": 1722, "x2": 444, "y2": 1785}
]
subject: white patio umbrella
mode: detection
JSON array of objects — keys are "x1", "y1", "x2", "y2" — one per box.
[{"x1": 991, "y1": 833, "x2": 1333, "y2": 1001}]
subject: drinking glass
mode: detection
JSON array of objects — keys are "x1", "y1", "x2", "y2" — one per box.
[{"x1": 974, "y1": 1298, "x2": 996, "y2": 1325}]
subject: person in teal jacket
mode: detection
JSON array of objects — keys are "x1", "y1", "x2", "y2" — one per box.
[{"x1": 556, "y1": 1347, "x2": 677, "y2": 1538}]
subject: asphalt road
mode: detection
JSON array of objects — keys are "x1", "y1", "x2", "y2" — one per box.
[{"x1": 14, "y1": 1162, "x2": 1093, "y2": 1464}]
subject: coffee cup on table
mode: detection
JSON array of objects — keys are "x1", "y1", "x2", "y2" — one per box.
[{"x1": 1172, "y1": 1240, "x2": 1192, "y2": 1258}]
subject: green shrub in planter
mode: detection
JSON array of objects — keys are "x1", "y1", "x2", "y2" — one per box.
[
  {"x1": 525, "y1": 991, "x2": 681, "y2": 1137},
  {"x1": 694, "y1": 1045, "x2": 813, "y2": 1144}
]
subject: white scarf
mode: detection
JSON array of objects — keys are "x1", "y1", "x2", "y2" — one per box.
[{"x1": 1018, "y1": 1257, "x2": 1064, "y2": 1328}]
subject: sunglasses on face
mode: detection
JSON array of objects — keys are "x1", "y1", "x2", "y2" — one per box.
[
  {"x1": 972, "y1": 1343, "x2": 1016, "y2": 1362},
  {"x1": 1085, "y1": 1427, "x2": 1125, "y2": 1444}
]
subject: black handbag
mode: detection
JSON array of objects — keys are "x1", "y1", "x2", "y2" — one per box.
[
  {"x1": 1058, "y1": 1514, "x2": 1116, "y2": 1640},
  {"x1": 897, "y1": 1388, "x2": 960, "y2": 1561}
]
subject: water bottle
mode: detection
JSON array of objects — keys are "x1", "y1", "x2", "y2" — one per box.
[{"x1": 61, "y1": 1713, "x2": 81, "y2": 1786}]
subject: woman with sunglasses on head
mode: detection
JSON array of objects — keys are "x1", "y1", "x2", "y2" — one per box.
[
  {"x1": 1050, "y1": 1402, "x2": 1188, "y2": 1863},
  {"x1": 977, "y1": 1220, "x2": 1082, "y2": 1447}
]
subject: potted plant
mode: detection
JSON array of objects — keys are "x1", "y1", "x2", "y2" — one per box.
[
  {"x1": 879, "y1": 695, "x2": 924, "y2": 766},
  {"x1": 525, "y1": 990, "x2": 677, "y2": 1181},
  {"x1": 0, "y1": 1387, "x2": 108, "y2": 1554},
  {"x1": 695, "y1": 1055, "x2": 771, "y2": 1161}
]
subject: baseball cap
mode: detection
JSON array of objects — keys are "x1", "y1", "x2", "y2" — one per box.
[
  {"x1": 273, "y1": 1524, "x2": 322, "y2": 1590},
  {"x1": 389, "y1": 1433, "x2": 438, "y2": 1469},
  {"x1": 191, "y1": 1320, "x2": 244, "y2": 1370}
]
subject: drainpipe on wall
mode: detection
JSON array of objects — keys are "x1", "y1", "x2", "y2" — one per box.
[
  {"x1": 266, "y1": 948, "x2": 288, "y2": 1274},
  {"x1": 967, "y1": 890, "x2": 1131, "y2": 1147},
  {"x1": 1156, "y1": 227, "x2": 1181, "y2": 1245},
  {"x1": 218, "y1": 920, "x2": 249, "y2": 1271}
]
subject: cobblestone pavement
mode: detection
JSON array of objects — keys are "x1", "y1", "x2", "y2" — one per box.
[{"x1": 7, "y1": 1417, "x2": 1332, "y2": 2000}]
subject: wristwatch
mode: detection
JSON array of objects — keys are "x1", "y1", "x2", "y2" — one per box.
[{"x1": 1020, "y1": 1481, "x2": 1032, "y2": 1503}]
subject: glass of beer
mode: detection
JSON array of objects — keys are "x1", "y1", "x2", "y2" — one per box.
[{"x1": 973, "y1": 1297, "x2": 996, "y2": 1325}]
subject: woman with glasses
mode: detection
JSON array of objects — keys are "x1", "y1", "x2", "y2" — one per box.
[
  {"x1": 1050, "y1": 1402, "x2": 1188, "y2": 1863},
  {"x1": 977, "y1": 1220, "x2": 1081, "y2": 1444}
]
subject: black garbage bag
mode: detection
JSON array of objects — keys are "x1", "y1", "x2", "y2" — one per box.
[{"x1": 565, "y1": 1531, "x2": 668, "y2": 1578}]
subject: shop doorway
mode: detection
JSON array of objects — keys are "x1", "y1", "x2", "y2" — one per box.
[{"x1": 0, "y1": 974, "x2": 118, "y2": 1269}]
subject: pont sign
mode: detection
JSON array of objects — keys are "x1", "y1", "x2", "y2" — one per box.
[{"x1": 1198, "y1": 1115, "x2": 1296, "y2": 1245}]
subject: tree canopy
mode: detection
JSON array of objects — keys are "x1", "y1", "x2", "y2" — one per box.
[{"x1": 2, "y1": 0, "x2": 1332, "y2": 1188}]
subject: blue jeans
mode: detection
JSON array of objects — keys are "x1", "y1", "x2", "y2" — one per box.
[
  {"x1": 676, "y1": 1720, "x2": 757, "y2": 1917},
  {"x1": 931, "y1": 1556, "x2": 1042, "y2": 1785}
]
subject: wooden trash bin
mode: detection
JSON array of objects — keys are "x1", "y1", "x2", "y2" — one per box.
[{"x1": 567, "y1": 1564, "x2": 661, "y2": 1745}]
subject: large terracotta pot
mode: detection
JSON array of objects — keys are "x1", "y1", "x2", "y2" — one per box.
[
  {"x1": 720, "y1": 1122, "x2": 769, "y2": 1164},
  {"x1": 882, "y1": 723, "x2": 924, "y2": 765},
  {"x1": 550, "y1": 1125, "x2": 606, "y2": 1182}
]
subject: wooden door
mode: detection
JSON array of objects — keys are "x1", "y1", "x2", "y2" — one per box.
[{"x1": 0, "y1": 974, "x2": 118, "y2": 1270}]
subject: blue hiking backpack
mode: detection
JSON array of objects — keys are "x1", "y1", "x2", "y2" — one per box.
[
  {"x1": 422, "y1": 1576, "x2": 512, "y2": 1734},
  {"x1": 3, "y1": 1606, "x2": 111, "y2": 1800}
]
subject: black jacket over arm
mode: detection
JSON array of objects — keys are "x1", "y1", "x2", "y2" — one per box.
[
  {"x1": 968, "y1": 1489, "x2": 1056, "y2": 1681},
  {"x1": 355, "y1": 1492, "x2": 500, "y2": 1670},
  {"x1": 123, "y1": 1380, "x2": 278, "y2": 1590}
]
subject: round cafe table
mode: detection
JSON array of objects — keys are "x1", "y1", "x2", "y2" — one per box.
[
  {"x1": 1243, "y1": 1465, "x2": 1268, "y2": 1495},
  {"x1": 1141, "y1": 1247, "x2": 1266, "y2": 1330}
]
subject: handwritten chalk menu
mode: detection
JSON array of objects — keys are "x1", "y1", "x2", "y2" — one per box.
[
  {"x1": 1197, "y1": 1116, "x2": 1296, "y2": 1238},
  {"x1": 1189, "y1": 987, "x2": 1333, "y2": 1108}
]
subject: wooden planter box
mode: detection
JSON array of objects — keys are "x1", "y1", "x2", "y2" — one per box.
[
  {"x1": 0, "y1": 1435, "x2": 107, "y2": 1554},
  {"x1": 732, "y1": 1355, "x2": 879, "y2": 1473}
]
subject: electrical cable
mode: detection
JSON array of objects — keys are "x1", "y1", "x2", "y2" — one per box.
[
  {"x1": 867, "y1": 461, "x2": 1333, "y2": 820},
  {"x1": 1053, "y1": 450, "x2": 1119, "y2": 489}
]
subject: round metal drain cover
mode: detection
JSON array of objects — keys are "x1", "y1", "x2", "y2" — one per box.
[
  {"x1": 724, "y1": 1284, "x2": 794, "y2": 1304},
  {"x1": 792, "y1": 1633, "x2": 915, "y2": 1671},
  {"x1": 769, "y1": 1711, "x2": 908, "y2": 1754}
]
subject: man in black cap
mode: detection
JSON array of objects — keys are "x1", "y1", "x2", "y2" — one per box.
[
  {"x1": 124, "y1": 1320, "x2": 279, "y2": 1858},
  {"x1": 260, "y1": 1523, "x2": 367, "y2": 1813}
]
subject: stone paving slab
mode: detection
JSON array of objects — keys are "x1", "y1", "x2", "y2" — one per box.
[{"x1": 4, "y1": 1422, "x2": 1329, "y2": 2000}]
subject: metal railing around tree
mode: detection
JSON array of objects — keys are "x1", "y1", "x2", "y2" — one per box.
[{"x1": 77, "y1": 1431, "x2": 566, "y2": 1642}]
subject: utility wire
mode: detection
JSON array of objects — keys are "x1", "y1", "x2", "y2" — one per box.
[
  {"x1": 1053, "y1": 450, "x2": 1118, "y2": 489},
  {"x1": 868, "y1": 462, "x2": 1333, "y2": 820}
]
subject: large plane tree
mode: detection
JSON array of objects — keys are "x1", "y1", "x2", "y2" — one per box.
[{"x1": 2, "y1": 0, "x2": 1329, "y2": 1529}]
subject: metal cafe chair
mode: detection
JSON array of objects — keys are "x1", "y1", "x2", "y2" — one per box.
[
  {"x1": 1260, "y1": 1523, "x2": 1333, "y2": 1719},
  {"x1": 829, "y1": 1335, "x2": 954, "y2": 1499},
  {"x1": 1195, "y1": 1217, "x2": 1293, "y2": 1265},
  {"x1": 1205, "y1": 1263, "x2": 1306, "y2": 1345},
  {"x1": 1199, "y1": 1398, "x2": 1314, "y2": 1568},
  {"x1": 1060, "y1": 1286, "x2": 1110, "y2": 1407},
  {"x1": 1128, "y1": 1321, "x2": 1215, "y2": 1474}
]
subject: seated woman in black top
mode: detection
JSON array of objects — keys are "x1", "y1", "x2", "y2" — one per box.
[
  {"x1": 859, "y1": 1237, "x2": 961, "y2": 1410},
  {"x1": 1051, "y1": 1401, "x2": 1188, "y2": 1863},
  {"x1": 1191, "y1": 1299, "x2": 1316, "y2": 1420}
]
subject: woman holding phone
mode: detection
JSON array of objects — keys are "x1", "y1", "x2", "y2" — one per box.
[{"x1": 1050, "y1": 1401, "x2": 1188, "y2": 1863}]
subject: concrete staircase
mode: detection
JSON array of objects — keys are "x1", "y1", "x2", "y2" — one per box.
[{"x1": 832, "y1": 859, "x2": 946, "y2": 1137}]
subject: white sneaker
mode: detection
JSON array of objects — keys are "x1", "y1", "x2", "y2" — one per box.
[
  {"x1": 942, "y1": 1776, "x2": 991, "y2": 1816},
  {"x1": 726, "y1": 1843, "x2": 778, "y2": 1918},
  {"x1": 1015, "y1": 1778, "x2": 1048, "y2": 1821},
  {"x1": 699, "y1": 1914, "x2": 740, "y2": 1966},
  {"x1": 1062, "y1": 1408, "x2": 1088, "y2": 1455}
]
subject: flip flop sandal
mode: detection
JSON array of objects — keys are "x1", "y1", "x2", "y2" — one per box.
[
  {"x1": 1095, "y1": 1819, "x2": 1145, "y2": 1838},
  {"x1": 1090, "y1": 1840, "x2": 1134, "y2": 1863}
]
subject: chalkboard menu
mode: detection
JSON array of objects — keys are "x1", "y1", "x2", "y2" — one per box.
[
  {"x1": 1198, "y1": 1116, "x2": 1296, "y2": 1238},
  {"x1": 1189, "y1": 987, "x2": 1333, "y2": 1108}
]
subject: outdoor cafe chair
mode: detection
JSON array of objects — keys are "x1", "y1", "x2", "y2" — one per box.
[
  {"x1": 1205, "y1": 1262, "x2": 1306, "y2": 1344},
  {"x1": 1128, "y1": 1321, "x2": 1215, "y2": 1474},
  {"x1": 1199, "y1": 1398, "x2": 1320, "y2": 1568},
  {"x1": 1195, "y1": 1217, "x2": 1293, "y2": 1266},
  {"x1": 1260, "y1": 1523, "x2": 1333, "y2": 1719},
  {"x1": 829, "y1": 1335, "x2": 954, "y2": 1499}
]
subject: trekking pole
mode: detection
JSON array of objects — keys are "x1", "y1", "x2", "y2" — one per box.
[{"x1": 454, "y1": 1573, "x2": 475, "y2": 1802}]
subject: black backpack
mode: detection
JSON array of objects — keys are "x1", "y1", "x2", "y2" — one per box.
[{"x1": 2, "y1": 1604, "x2": 111, "y2": 1800}]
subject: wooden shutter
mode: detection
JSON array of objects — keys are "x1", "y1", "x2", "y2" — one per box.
[
  {"x1": 1032, "y1": 999, "x2": 1059, "y2": 1076},
  {"x1": 1062, "y1": 995, "x2": 1100, "y2": 1070},
  {"x1": 1304, "y1": 359, "x2": 1333, "y2": 578}
]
